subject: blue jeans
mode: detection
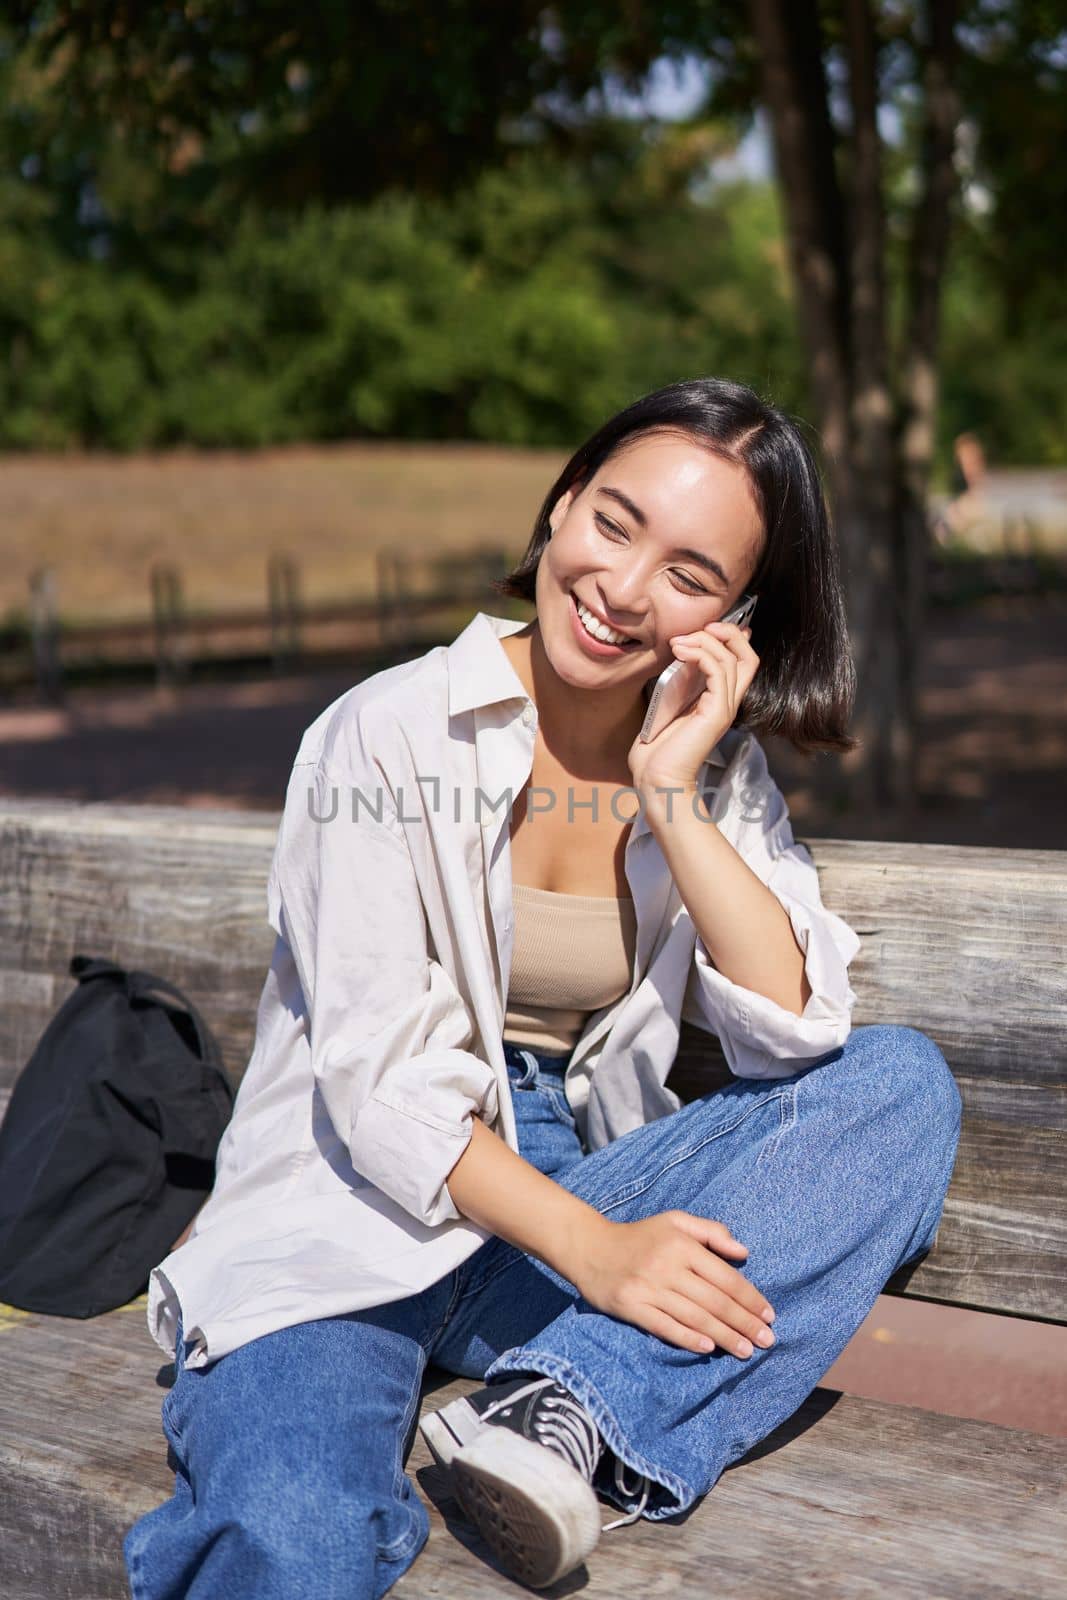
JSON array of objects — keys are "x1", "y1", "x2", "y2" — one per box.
[{"x1": 124, "y1": 1025, "x2": 961, "y2": 1600}]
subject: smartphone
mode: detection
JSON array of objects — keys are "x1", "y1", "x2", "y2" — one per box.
[{"x1": 639, "y1": 594, "x2": 758, "y2": 744}]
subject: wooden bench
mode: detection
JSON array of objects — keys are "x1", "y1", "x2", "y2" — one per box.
[{"x1": 1, "y1": 798, "x2": 1064, "y2": 1599}]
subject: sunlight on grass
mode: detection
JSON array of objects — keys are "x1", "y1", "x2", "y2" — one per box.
[{"x1": 0, "y1": 442, "x2": 565, "y2": 625}]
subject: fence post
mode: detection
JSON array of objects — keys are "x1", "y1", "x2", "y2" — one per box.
[
  {"x1": 29, "y1": 568, "x2": 63, "y2": 704},
  {"x1": 485, "y1": 544, "x2": 509, "y2": 600},
  {"x1": 377, "y1": 549, "x2": 410, "y2": 652},
  {"x1": 151, "y1": 563, "x2": 186, "y2": 688},
  {"x1": 376, "y1": 548, "x2": 391, "y2": 650},
  {"x1": 392, "y1": 552, "x2": 411, "y2": 649},
  {"x1": 268, "y1": 554, "x2": 302, "y2": 674}
]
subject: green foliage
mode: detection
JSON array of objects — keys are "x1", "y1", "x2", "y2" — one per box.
[
  {"x1": 0, "y1": 5, "x2": 1063, "y2": 461},
  {"x1": 0, "y1": 134, "x2": 807, "y2": 450},
  {"x1": 939, "y1": 218, "x2": 1067, "y2": 469}
]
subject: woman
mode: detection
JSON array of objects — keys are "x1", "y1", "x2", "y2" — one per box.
[{"x1": 124, "y1": 378, "x2": 962, "y2": 1597}]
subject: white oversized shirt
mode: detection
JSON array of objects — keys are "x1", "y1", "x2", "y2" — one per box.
[{"x1": 148, "y1": 611, "x2": 860, "y2": 1369}]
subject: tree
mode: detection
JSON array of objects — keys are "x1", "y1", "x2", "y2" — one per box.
[
  {"x1": 739, "y1": 0, "x2": 959, "y2": 811},
  {"x1": 5, "y1": 2, "x2": 1065, "y2": 810}
]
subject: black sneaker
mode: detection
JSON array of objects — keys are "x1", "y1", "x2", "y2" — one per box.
[{"x1": 421, "y1": 1373, "x2": 637, "y2": 1588}]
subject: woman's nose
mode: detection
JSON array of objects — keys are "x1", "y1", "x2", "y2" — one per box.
[{"x1": 598, "y1": 564, "x2": 651, "y2": 620}]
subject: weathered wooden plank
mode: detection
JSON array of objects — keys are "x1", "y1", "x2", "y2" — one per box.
[
  {"x1": 906, "y1": 1076, "x2": 1067, "y2": 1320},
  {"x1": 0, "y1": 802, "x2": 277, "y2": 1085},
  {"x1": 399, "y1": 1378, "x2": 1067, "y2": 1600},
  {"x1": 4, "y1": 809, "x2": 1064, "y2": 1089},
  {"x1": 0, "y1": 1305, "x2": 1062, "y2": 1600},
  {"x1": 810, "y1": 840, "x2": 1067, "y2": 1086},
  {"x1": 2, "y1": 805, "x2": 1066, "y2": 1320}
]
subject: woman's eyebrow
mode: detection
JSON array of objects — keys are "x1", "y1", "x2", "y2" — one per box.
[{"x1": 597, "y1": 486, "x2": 731, "y2": 587}]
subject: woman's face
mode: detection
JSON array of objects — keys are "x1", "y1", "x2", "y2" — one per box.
[{"x1": 533, "y1": 430, "x2": 765, "y2": 696}]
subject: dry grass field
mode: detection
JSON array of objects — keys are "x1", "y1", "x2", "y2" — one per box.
[{"x1": 0, "y1": 442, "x2": 565, "y2": 625}]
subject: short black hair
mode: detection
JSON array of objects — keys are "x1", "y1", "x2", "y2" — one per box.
[{"x1": 490, "y1": 376, "x2": 855, "y2": 754}]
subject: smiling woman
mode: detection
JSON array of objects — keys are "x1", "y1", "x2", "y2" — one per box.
[
  {"x1": 125, "y1": 377, "x2": 961, "y2": 1600},
  {"x1": 494, "y1": 376, "x2": 856, "y2": 756}
]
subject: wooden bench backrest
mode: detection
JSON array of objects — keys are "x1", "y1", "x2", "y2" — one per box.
[{"x1": 1, "y1": 801, "x2": 1063, "y2": 1326}]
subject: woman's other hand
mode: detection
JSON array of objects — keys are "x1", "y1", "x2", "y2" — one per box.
[
  {"x1": 447, "y1": 1122, "x2": 775, "y2": 1359},
  {"x1": 571, "y1": 1210, "x2": 776, "y2": 1358}
]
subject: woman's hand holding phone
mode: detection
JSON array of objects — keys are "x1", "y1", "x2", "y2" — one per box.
[
  {"x1": 629, "y1": 597, "x2": 761, "y2": 797},
  {"x1": 570, "y1": 1210, "x2": 776, "y2": 1359}
]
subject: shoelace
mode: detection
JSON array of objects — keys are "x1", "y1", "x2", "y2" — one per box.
[
  {"x1": 481, "y1": 1377, "x2": 652, "y2": 1532},
  {"x1": 527, "y1": 1390, "x2": 603, "y2": 1482},
  {"x1": 481, "y1": 1378, "x2": 602, "y2": 1482},
  {"x1": 602, "y1": 1459, "x2": 652, "y2": 1531}
]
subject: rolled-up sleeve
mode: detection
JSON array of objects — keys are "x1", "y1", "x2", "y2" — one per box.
[
  {"x1": 272, "y1": 756, "x2": 499, "y2": 1227},
  {"x1": 680, "y1": 758, "x2": 861, "y2": 1080}
]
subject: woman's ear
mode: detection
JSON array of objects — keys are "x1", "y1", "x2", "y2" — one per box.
[{"x1": 548, "y1": 487, "x2": 575, "y2": 534}]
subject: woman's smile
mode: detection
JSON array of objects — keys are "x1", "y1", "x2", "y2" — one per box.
[{"x1": 567, "y1": 590, "x2": 644, "y2": 658}]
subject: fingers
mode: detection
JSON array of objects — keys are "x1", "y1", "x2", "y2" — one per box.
[
  {"x1": 669, "y1": 1213, "x2": 776, "y2": 1326},
  {"x1": 678, "y1": 1269, "x2": 777, "y2": 1353},
  {"x1": 672, "y1": 621, "x2": 759, "y2": 702},
  {"x1": 671, "y1": 619, "x2": 755, "y2": 658},
  {"x1": 688, "y1": 1245, "x2": 775, "y2": 1324},
  {"x1": 640, "y1": 1305, "x2": 720, "y2": 1356},
  {"x1": 707, "y1": 618, "x2": 757, "y2": 660},
  {"x1": 597, "y1": 1214, "x2": 779, "y2": 1358},
  {"x1": 670, "y1": 1212, "x2": 748, "y2": 1256},
  {"x1": 670, "y1": 633, "x2": 745, "y2": 711},
  {"x1": 654, "y1": 1286, "x2": 777, "y2": 1359}
]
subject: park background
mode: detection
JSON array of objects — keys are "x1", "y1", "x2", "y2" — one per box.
[{"x1": 1, "y1": 5, "x2": 1064, "y2": 1434}]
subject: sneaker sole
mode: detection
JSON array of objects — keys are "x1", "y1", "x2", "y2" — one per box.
[
  {"x1": 449, "y1": 1429, "x2": 602, "y2": 1589},
  {"x1": 420, "y1": 1401, "x2": 479, "y2": 1471}
]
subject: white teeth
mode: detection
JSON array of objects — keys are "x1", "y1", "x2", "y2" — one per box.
[{"x1": 576, "y1": 600, "x2": 632, "y2": 646}]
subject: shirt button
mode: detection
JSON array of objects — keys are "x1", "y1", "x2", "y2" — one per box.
[{"x1": 521, "y1": 705, "x2": 536, "y2": 728}]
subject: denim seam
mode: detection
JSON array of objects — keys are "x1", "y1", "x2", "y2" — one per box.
[
  {"x1": 897, "y1": 1099, "x2": 963, "y2": 1267},
  {"x1": 376, "y1": 1506, "x2": 427, "y2": 1565},
  {"x1": 377, "y1": 1351, "x2": 429, "y2": 1563},
  {"x1": 595, "y1": 1090, "x2": 792, "y2": 1216},
  {"x1": 432, "y1": 1268, "x2": 468, "y2": 1338},
  {"x1": 485, "y1": 1351, "x2": 695, "y2": 1520},
  {"x1": 507, "y1": 1058, "x2": 578, "y2": 1131},
  {"x1": 508, "y1": 1079, "x2": 576, "y2": 1132},
  {"x1": 755, "y1": 1083, "x2": 797, "y2": 1166},
  {"x1": 161, "y1": 1382, "x2": 186, "y2": 1456},
  {"x1": 125, "y1": 1540, "x2": 147, "y2": 1600},
  {"x1": 543, "y1": 1085, "x2": 579, "y2": 1130}
]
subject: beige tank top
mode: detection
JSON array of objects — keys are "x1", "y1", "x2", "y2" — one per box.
[{"x1": 502, "y1": 882, "x2": 639, "y2": 1055}]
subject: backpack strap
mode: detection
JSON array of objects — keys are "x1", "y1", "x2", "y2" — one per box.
[
  {"x1": 70, "y1": 955, "x2": 224, "y2": 1075},
  {"x1": 124, "y1": 969, "x2": 225, "y2": 1073},
  {"x1": 69, "y1": 955, "x2": 126, "y2": 984}
]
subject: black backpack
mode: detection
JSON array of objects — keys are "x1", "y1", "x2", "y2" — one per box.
[{"x1": 0, "y1": 955, "x2": 234, "y2": 1318}]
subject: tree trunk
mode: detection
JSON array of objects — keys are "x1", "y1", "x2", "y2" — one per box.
[
  {"x1": 897, "y1": 0, "x2": 961, "y2": 796},
  {"x1": 751, "y1": 0, "x2": 902, "y2": 813},
  {"x1": 841, "y1": 0, "x2": 910, "y2": 812},
  {"x1": 751, "y1": 0, "x2": 960, "y2": 820}
]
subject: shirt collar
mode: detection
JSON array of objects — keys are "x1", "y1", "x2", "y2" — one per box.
[
  {"x1": 447, "y1": 611, "x2": 531, "y2": 717},
  {"x1": 446, "y1": 609, "x2": 728, "y2": 769}
]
